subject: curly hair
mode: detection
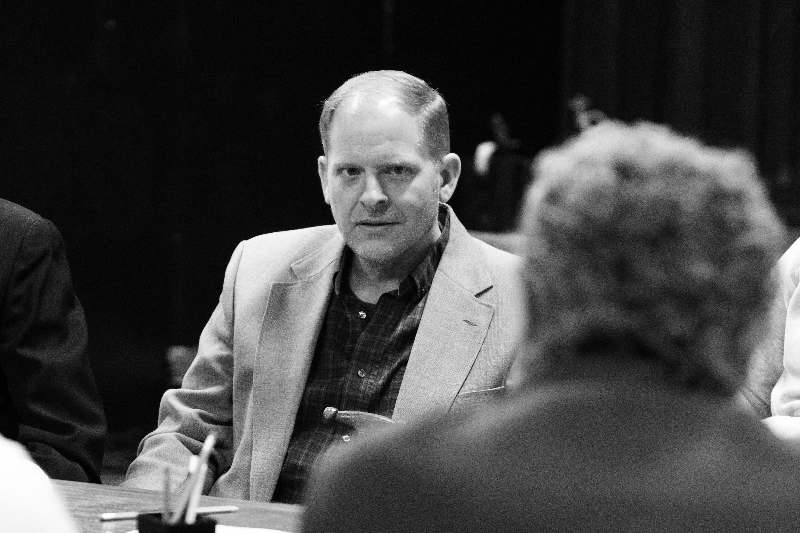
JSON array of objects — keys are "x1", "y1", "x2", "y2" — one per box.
[
  {"x1": 318, "y1": 70, "x2": 450, "y2": 160},
  {"x1": 518, "y1": 120, "x2": 785, "y2": 394}
]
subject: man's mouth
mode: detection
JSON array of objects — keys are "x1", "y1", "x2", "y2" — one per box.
[{"x1": 357, "y1": 221, "x2": 396, "y2": 226}]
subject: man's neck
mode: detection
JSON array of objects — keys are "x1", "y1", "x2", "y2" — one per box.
[
  {"x1": 347, "y1": 236, "x2": 436, "y2": 303},
  {"x1": 348, "y1": 267, "x2": 399, "y2": 304},
  {"x1": 346, "y1": 215, "x2": 444, "y2": 304},
  {"x1": 347, "y1": 254, "x2": 416, "y2": 304}
]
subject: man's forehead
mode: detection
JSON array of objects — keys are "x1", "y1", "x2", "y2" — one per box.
[
  {"x1": 337, "y1": 91, "x2": 411, "y2": 119},
  {"x1": 329, "y1": 96, "x2": 422, "y2": 141}
]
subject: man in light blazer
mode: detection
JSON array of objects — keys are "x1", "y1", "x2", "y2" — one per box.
[{"x1": 124, "y1": 70, "x2": 523, "y2": 502}]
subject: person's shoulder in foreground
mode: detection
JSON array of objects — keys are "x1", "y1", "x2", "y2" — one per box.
[
  {"x1": 303, "y1": 120, "x2": 800, "y2": 531},
  {"x1": 0, "y1": 197, "x2": 106, "y2": 482},
  {"x1": 304, "y1": 387, "x2": 800, "y2": 532},
  {"x1": 0, "y1": 434, "x2": 78, "y2": 533}
]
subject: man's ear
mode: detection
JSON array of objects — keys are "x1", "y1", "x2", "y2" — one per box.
[
  {"x1": 318, "y1": 155, "x2": 331, "y2": 205},
  {"x1": 438, "y1": 153, "x2": 461, "y2": 203}
]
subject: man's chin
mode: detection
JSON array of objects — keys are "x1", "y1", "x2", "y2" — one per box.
[{"x1": 348, "y1": 241, "x2": 399, "y2": 265}]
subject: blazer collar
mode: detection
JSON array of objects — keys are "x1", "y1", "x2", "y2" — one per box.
[
  {"x1": 392, "y1": 205, "x2": 498, "y2": 422},
  {"x1": 289, "y1": 229, "x2": 344, "y2": 281},
  {"x1": 287, "y1": 205, "x2": 491, "y2": 296},
  {"x1": 436, "y1": 204, "x2": 494, "y2": 297}
]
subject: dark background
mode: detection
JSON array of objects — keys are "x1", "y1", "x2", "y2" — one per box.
[{"x1": 2, "y1": 1, "x2": 800, "y2": 441}]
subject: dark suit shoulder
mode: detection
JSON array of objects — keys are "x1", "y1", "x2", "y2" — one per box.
[
  {"x1": 0, "y1": 198, "x2": 44, "y2": 226},
  {"x1": 0, "y1": 199, "x2": 64, "y2": 296},
  {"x1": 0, "y1": 198, "x2": 50, "y2": 242}
]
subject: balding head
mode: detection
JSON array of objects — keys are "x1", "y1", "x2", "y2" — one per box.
[{"x1": 319, "y1": 70, "x2": 450, "y2": 161}]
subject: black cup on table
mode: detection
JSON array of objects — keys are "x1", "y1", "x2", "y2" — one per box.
[{"x1": 137, "y1": 513, "x2": 217, "y2": 532}]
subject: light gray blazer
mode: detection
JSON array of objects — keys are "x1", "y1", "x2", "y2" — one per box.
[
  {"x1": 123, "y1": 206, "x2": 523, "y2": 501},
  {"x1": 743, "y1": 237, "x2": 800, "y2": 419}
]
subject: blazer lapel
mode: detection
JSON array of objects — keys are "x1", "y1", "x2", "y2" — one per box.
[
  {"x1": 393, "y1": 207, "x2": 495, "y2": 422},
  {"x1": 249, "y1": 235, "x2": 343, "y2": 500}
]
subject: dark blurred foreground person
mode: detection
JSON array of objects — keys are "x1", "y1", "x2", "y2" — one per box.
[
  {"x1": 0, "y1": 198, "x2": 105, "y2": 481},
  {"x1": 303, "y1": 121, "x2": 800, "y2": 531}
]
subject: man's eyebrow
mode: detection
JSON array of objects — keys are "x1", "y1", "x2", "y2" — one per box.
[
  {"x1": 378, "y1": 160, "x2": 418, "y2": 168},
  {"x1": 331, "y1": 162, "x2": 361, "y2": 170}
]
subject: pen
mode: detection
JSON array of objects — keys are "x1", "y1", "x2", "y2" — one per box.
[
  {"x1": 163, "y1": 465, "x2": 171, "y2": 520},
  {"x1": 195, "y1": 433, "x2": 217, "y2": 477},
  {"x1": 98, "y1": 505, "x2": 239, "y2": 522},
  {"x1": 170, "y1": 433, "x2": 217, "y2": 524},
  {"x1": 185, "y1": 462, "x2": 208, "y2": 524},
  {"x1": 169, "y1": 455, "x2": 199, "y2": 524}
]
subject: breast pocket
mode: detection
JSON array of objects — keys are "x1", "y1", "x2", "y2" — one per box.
[{"x1": 450, "y1": 385, "x2": 506, "y2": 415}]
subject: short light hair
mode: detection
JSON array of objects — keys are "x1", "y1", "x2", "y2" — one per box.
[
  {"x1": 518, "y1": 120, "x2": 785, "y2": 394},
  {"x1": 318, "y1": 70, "x2": 450, "y2": 160}
]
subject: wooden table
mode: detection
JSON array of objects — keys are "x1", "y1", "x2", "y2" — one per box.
[{"x1": 55, "y1": 480, "x2": 303, "y2": 532}]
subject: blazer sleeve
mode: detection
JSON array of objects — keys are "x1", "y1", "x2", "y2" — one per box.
[
  {"x1": 0, "y1": 217, "x2": 106, "y2": 481},
  {"x1": 769, "y1": 239, "x2": 800, "y2": 417},
  {"x1": 123, "y1": 241, "x2": 244, "y2": 492},
  {"x1": 740, "y1": 267, "x2": 787, "y2": 418}
]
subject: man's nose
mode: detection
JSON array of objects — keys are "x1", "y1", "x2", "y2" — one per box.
[{"x1": 359, "y1": 174, "x2": 388, "y2": 208}]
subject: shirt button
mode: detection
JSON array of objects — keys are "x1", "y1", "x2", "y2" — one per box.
[
  {"x1": 342, "y1": 435, "x2": 351, "y2": 442},
  {"x1": 357, "y1": 369, "x2": 366, "y2": 378},
  {"x1": 358, "y1": 310, "x2": 367, "y2": 319}
]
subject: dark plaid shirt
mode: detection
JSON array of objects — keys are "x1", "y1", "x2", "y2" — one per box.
[{"x1": 271, "y1": 208, "x2": 451, "y2": 504}]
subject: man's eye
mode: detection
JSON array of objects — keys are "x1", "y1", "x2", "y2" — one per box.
[
  {"x1": 385, "y1": 165, "x2": 411, "y2": 177},
  {"x1": 337, "y1": 167, "x2": 361, "y2": 178}
]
